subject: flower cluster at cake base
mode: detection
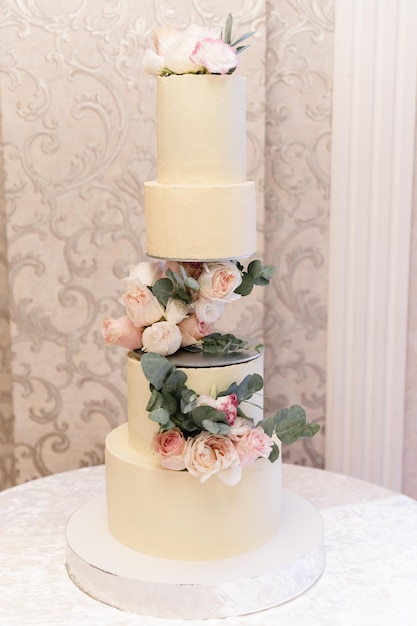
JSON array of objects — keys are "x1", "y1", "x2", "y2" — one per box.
[
  {"x1": 102, "y1": 258, "x2": 274, "y2": 356},
  {"x1": 141, "y1": 352, "x2": 320, "y2": 485}
]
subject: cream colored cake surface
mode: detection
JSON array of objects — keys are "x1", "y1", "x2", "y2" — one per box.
[
  {"x1": 156, "y1": 75, "x2": 246, "y2": 184},
  {"x1": 144, "y1": 180, "x2": 256, "y2": 261},
  {"x1": 144, "y1": 74, "x2": 256, "y2": 261},
  {"x1": 127, "y1": 348, "x2": 264, "y2": 455},
  {"x1": 106, "y1": 423, "x2": 282, "y2": 560}
]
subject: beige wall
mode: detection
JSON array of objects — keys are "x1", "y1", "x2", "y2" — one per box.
[{"x1": 0, "y1": 0, "x2": 415, "y2": 496}]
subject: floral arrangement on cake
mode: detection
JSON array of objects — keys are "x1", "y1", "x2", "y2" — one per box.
[
  {"x1": 143, "y1": 14, "x2": 254, "y2": 76},
  {"x1": 102, "y1": 258, "x2": 274, "y2": 356},
  {"x1": 141, "y1": 351, "x2": 320, "y2": 485}
]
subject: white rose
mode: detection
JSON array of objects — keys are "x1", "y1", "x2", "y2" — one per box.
[
  {"x1": 165, "y1": 298, "x2": 189, "y2": 324},
  {"x1": 142, "y1": 48, "x2": 165, "y2": 76},
  {"x1": 124, "y1": 261, "x2": 163, "y2": 287},
  {"x1": 194, "y1": 297, "x2": 225, "y2": 324},
  {"x1": 142, "y1": 321, "x2": 182, "y2": 356},
  {"x1": 152, "y1": 24, "x2": 180, "y2": 56},
  {"x1": 198, "y1": 261, "x2": 242, "y2": 302}
]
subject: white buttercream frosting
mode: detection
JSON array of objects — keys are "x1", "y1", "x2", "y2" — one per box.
[
  {"x1": 144, "y1": 180, "x2": 256, "y2": 260},
  {"x1": 105, "y1": 423, "x2": 282, "y2": 560},
  {"x1": 157, "y1": 75, "x2": 246, "y2": 184}
]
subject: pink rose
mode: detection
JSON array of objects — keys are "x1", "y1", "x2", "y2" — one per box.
[
  {"x1": 142, "y1": 321, "x2": 182, "y2": 356},
  {"x1": 183, "y1": 431, "x2": 241, "y2": 484},
  {"x1": 152, "y1": 428, "x2": 187, "y2": 470},
  {"x1": 234, "y1": 427, "x2": 274, "y2": 467},
  {"x1": 190, "y1": 38, "x2": 238, "y2": 74},
  {"x1": 164, "y1": 24, "x2": 221, "y2": 74},
  {"x1": 101, "y1": 316, "x2": 144, "y2": 350},
  {"x1": 178, "y1": 314, "x2": 213, "y2": 347},
  {"x1": 198, "y1": 261, "x2": 242, "y2": 302},
  {"x1": 143, "y1": 23, "x2": 221, "y2": 76},
  {"x1": 196, "y1": 393, "x2": 238, "y2": 426},
  {"x1": 120, "y1": 286, "x2": 164, "y2": 327}
]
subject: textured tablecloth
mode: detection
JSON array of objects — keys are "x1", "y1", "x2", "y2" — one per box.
[{"x1": 1, "y1": 464, "x2": 416, "y2": 626}]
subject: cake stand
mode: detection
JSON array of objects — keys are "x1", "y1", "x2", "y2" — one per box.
[{"x1": 65, "y1": 490, "x2": 324, "y2": 620}]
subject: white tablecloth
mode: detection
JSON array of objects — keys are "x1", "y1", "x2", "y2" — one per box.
[{"x1": 1, "y1": 464, "x2": 416, "y2": 625}]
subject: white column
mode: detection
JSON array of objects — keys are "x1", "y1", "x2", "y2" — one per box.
[{"x1": 325, "y1": 0, "x2": 417, "y2": 490}]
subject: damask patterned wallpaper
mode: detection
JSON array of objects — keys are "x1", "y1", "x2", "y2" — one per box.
[{"x1": 0, "y1": 0, "x2": 332, "y2": 489}]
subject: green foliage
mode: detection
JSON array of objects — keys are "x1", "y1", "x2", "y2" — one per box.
[
  {"x1": 151, "y1": 267, "x2": 200, "y2": 307},
  {"x1": 234, "y1": 260, "x2": 276, "y2": 296},
  {"x1": 141, "y1": 354, "x2": 320, "y2": 460},
  {"x1": 258, "y1": 405, "x2": 320, "y2": 445},
  {"x1": 141, "y1": 352, "x2": 263, "y2": 437},
  {"x1": 219, "y1": 373, "x2": 263, "y2": 404}
]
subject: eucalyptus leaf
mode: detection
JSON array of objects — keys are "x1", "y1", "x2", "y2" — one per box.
[
  {"x1": 180, "y1": 388, "x2": 198, "y2": 413},
  {"x1": 234, "y1": 373, "x2": 264, "y2": 402},
  {"x1": 224, "y1": 13, "x2": 233, "y2": 44},
  {"x1": 141, "y1": 353, "x2": 174, "y2": 390},
  {"x1": 253, "y1": 276, "x2": 269, "y2": 286},
  {"x1": 274, "y1": 405, "x2": 320, "y2": 445},
  {"x1": 231, "y1": 31, "x2": 255, "y2": 47},
  {"x1": 248, "y1": 259, "x2": 262, "y2": 278},
  {"x1": 191, "y1": 405, "x2": 229, "y2": 429},
  {"x1": 161, "y1": 392, "x2": 178, "y2": 416},
  {"x1": 152, "y1": 277, "x2": 173, "y2": 307},
  {"x1": 256, "y1": 415, "x2": 276, "y2": 437},
  {"x1": 162, "y1": 369, "x2": 187, "y2": 396},
  {"x1": 199, "y1": 333, "x2": 249, "y2": 355},
  {"x1": 261, "y1": 264, "x2": 276, "y2": 280},
  {"x1": 146, "y1": 388, "x2": 163, "y2": 412},
  {"x1": 234, "y1": 272, "x2": 253, "y2": 296},
  {"x1": 149, "y1": 407, "x2": 171, "y2": 425},
  {"x1": 202, "y1": 419, "x2": 230, "y2": 435},
  {"x1": 184, "y1": 276, "x2": 200, "y2": 292},
  {"x1": 268, "y1": 442, "x2": 280, "y2": 463}
]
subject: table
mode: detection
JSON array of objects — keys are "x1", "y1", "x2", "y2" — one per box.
[{"x1": 1, "y1": 464, "x2": 416, "y2": 625}]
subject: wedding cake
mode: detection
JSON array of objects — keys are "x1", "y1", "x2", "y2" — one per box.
[{"x1": 102, "y1": 16, "x2": 319, "y2": 562}]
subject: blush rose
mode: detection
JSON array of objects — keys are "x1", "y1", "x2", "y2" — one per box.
[
  {"x1": 198, "y1": 261, "x2": 242, "y2": 302},
  {"x1": 234, "y1": 427, "x2": 274, "y2": 466},
  {"x1": 195, "y1": 393, "x2": 239, "y2": 426},
  {"x1": 152, "y1": 428, "x2": 187, "y2": 470},
  {"x1": 190, "y1": 38, "x2": 238, "y2": 74},
  {"x1": 120, "y1": 285, "x2": 164, "y2": 327},
  {"x1": 178, "y1": 314, "x2": 213, "y2": 347},
  {"x1": 183, "y1": 431, "x2": 241, "y2": 484},
  {"x1": 101, "y1": 316, "x2": 144, "y2": 350},
  {"x1": 142, "y1": 321, "x2": 182, "y2": 356}
]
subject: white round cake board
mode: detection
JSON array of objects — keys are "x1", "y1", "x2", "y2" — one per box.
[{"x1": 65, "y1": 490, "x2": 325, "y2": 620}]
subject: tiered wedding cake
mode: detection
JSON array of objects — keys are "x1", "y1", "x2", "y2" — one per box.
[
  {"x1": 102, "y1": 17, "x2": 319, "y2": 563},
  {"x1": 65, "y1": 17, "x2": 323, "y2": 618}
]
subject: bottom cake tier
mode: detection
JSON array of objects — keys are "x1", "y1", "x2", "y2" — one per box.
[{"x1": 106, "y1": 423, "x2": 282, "y2": 561}]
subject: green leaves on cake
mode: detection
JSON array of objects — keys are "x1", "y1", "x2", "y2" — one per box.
[
  {"x1": 234, "y1": 260, "x2": 276, "y2": 296},
  {"x1": 141, "y1": 352, "x2": 320, "y2": 485},
  {"x1": 143, "y1": 14, "x2": 254, "y2": 77},
  {"x1": 102, "y1": 259, "x2": 274, "y2": 357}
]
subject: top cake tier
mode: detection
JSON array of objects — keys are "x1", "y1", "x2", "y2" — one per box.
[
  {"x1": 156, "y1": 74, "x2": 246, "y2": 184},
  {"x1": 144, "y1": 74, "x2": 257, "y2": 261}
]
